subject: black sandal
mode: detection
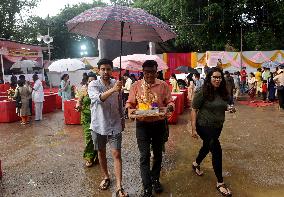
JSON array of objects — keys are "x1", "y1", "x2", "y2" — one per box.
[
  {"x1": 116, "y1": 187, "x2": 129, "y2": 197},
  {"x1": 192, "y1": 164, "x2": 204, "y2": 176},
  {"x1": 99, "y1": 178, "x2": 110, "y2": 190},
  {"x1": 216, "y1": 184, "x2": 232, "y2": 197}
]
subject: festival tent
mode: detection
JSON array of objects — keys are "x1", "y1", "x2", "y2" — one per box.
[
  {"x1": 205, "y1": 50, "x2": 284, "y2": 69},
  {"x1": 0, "y1": 39, "x2": 43, "y2": 82}
]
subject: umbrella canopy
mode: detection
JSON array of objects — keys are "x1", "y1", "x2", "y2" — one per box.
[
  {"x1": 175, "y1": 66, "x2": 198, "y2": 74},
  {"x1": 261, "y1": 61, "x2": 280, "y2": 68},
  {"x1": 113, "y1": 54, "x2": 168, "y2": 71},
  {"x1": 10, "y1": 60, "x2": 40, "y2": 70},
  {"x1": 66, "y1": 5, "x2": 176, "y2": 77},
  {"x1": 66, "y1": 6, "x2": 176, "y2": 43},
  {"x1": 48, "y1": 59, "x2": 85, "y2": 72}
]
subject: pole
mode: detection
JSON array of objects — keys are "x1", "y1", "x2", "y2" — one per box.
[
  {"x1": 47, "y1": 27, "x2": 51, "y2": 62},
  {"x1": 1, "y1": 54, "x2": 5, "y2": 83},
  {"x1": 119, "y1": 21, "x2": 125, "y2": 79},
  {"x1": 240, "y1": 26, "x2": 243, "y2": 70},
  {"x1": 47, "y1": 26, "x2": 52, "y2": 92}
]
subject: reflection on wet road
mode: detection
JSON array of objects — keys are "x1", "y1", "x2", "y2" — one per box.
[{"x1": 1, "y1": 104, "x2": 284, "y2": 196}]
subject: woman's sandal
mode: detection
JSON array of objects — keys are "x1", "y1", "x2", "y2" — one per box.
[
  {"x1": 192, "y1": 164, "x2": 204, "y2": 176},
  {"x1": 216, "y1": 184, "x2": 232, "y2": 197},
  {"x1": 99, "y1": 178, "x2": 110, "y2": 190},
  {"x1": 85, "y1": 160, "x2": 93, "y2": 167},
  {"x1": 116, "y1": 188, "x2": 129, "y2": 197}
]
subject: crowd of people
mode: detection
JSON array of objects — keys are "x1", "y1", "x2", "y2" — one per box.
[
  {"x1": 12, "y1": 74, "x2": 44, "y2": 125},
  {"x1": 7, "y1": 58, "x2": 284, "y2": 197},
  {"x1": 232, "y1": 66, "x2": 284, "y2": 109},
  {"x1": 73, "y1": 58, "x2": 239, "y2": 197},
  {"x1": 74, "y1": 59, "x2": 174, "y2": 197},
  {"x1": 6, "y1": 58, "x2": 283, "y2": 197}
]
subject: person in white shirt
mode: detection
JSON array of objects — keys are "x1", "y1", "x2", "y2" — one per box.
[
  {"x1": 32, "y1": 74, "x2": 44, "y2": 121},
  {"x1": 248, "y1": 72, "x2": 256, "y2": 90},
  {"x1": 273, "y1": 68, "x2": 284, "y2": 109},
  {"x1": 122, "y1": 73, "x2": 132, "y2": 118},
  {"x1": 193, "y1": 73, "x2": 204, "y2": 92}
]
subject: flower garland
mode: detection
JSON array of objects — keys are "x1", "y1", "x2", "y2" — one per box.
[
  {"x1": 7, "y1": 88, "x2": 15, "y2": 100},
  {"x1": 136, "y1": 81, "x2": 158, "y2": 110}
]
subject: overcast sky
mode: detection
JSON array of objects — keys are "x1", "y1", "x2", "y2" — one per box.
[{"x1": 32, "y1": 0, "x2": 110, "y2": 18}]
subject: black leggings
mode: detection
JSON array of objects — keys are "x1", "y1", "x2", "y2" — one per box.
[{"x1": 195, "y1": 124, "x2": 223, "y2": 183}]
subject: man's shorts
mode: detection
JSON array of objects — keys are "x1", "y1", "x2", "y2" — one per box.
[{"x1": 92, "y1": 132, "x2": 122, "y2": 150}]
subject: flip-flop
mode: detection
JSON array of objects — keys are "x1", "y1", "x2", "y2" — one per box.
[
  {"x1": 192, "y1": 164, "x2": 204, "y2": 176},
  {"x1": 216, "y1": 184, "x2": 232, "y2": 197},
  {"x1": 116, "y1": 187, "x2": 129, "y2": 197},
  {"x1": 85, "y1": 160, "x2": 93, "y2": 167},
  {"x1": 99, "y1": 178, "x2": 110, "y2": 190}
]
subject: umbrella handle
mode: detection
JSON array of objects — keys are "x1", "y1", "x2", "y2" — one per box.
[{"x1": 119, "y1": 21, "x2": 125, "y2": 79}]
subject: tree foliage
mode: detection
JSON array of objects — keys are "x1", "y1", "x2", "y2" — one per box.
[
  {"x1": 0, "y1": 0, "x2": 39, "y2": 39},
  {"x1": 133, "y1": 0, "x2": 284, "y2": 52},
  {"x1": 8, "y1": 1, "x2": 106, "y2": 59},
  {"x1": 1, "y1": 0, "x2": 283, "y2": 58}
]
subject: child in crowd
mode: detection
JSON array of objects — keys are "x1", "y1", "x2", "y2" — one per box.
[{"x1": 262, "y1": 80, "x2": 268, "y2": 102}]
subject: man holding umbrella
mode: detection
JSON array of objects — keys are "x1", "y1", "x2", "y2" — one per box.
[
  {"x1": 88, "y1": 59, "x2": 128, "y2": 197},
  {"x1": 126, "y1": 60, "x2": 174, "y2": 197}
]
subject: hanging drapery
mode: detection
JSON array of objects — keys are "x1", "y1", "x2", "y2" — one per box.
[
  {"x1": 3, "y1": 55, "x2": 23, "y2": 63},
  {"x1": 191, "y1": 52, "x2": 197, "y2": 68},
  {"x1": 0, "y1": 39, "x2": 43, "y2": 70},
  {"x1": 197, "y1": 53, "x2": 206, "y2": 65}
]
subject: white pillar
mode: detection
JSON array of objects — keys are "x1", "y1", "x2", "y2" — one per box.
[
  {"x1": 1, "y1": 54, "x2": 5, "y2": 83},
  {"x1": 98, "y1": 39, "x2": 102, "y2": 59},
  {"x1": 149, "y1": 42, "x2": 156, "y2": 55}
]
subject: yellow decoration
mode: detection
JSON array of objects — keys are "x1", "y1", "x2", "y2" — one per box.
[
  {"x1": 136, "y1": 81, "x2": 158, "y2": 110},
  {"x1": 191, "y1": 52, "x2": 198, "y2": 68},
  {"x1": 75, "y1": 85, "x2": 88, "y2": 99},
  {"x1": 241, "y1": 54, "x2": 262, "y2": 68},
  {"x1": 138, "y1": 103, "x2": 151, "y2": 110},
  {"x1": 197, "y1": 53, "x2": 206, "y2": 65},
  {"x1": 270, "y1": 50, "x2": 284, "y2": 61}
]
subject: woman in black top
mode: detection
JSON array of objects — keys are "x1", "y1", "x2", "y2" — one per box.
[{"x1": 191, "y1": 67, "x2": 234, "y2": 197}]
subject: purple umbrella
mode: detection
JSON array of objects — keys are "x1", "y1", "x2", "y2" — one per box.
[{"x1": 66, "y1": 5, "x2": 176, "y2": 76}]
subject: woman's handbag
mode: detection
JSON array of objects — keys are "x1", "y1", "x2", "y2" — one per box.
[
  {"x1": 15, "y1": 88, "x2": 22, "y2": 108},
  {"x1": 276, "y1": 85, "x2": 284, "y2": 91}
]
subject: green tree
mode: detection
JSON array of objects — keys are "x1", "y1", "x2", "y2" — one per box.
[
  {"x1": 14, "y1": 1, "x2": 106, "y2": 59},
  {"x1": 0, "y1": 0, "x2": 39, "y2": 39},
  {"x1": 133, "y1": 0, "x2": 284, "y2": 52}
]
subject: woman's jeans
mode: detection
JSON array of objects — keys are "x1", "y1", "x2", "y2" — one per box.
[
  {"x1": 196, "y1": 124, "x2": 223, "y2": 183},
  {"x1": 240, "y1": 81, "x2": 246, "y2": 94}
]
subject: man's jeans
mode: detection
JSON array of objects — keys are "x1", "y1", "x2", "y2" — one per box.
[
  {"x1": 136, "y1": 120, "x2": 166, "y2": 190},
  {"x1": 240, "y1": 81, "x2": 246, "y2": 94}
]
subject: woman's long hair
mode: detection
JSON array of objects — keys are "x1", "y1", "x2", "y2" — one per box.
[
  {"x1": 61, "y1": 74, "x2": 68, "y2": 80},
  {"x1": 202, "y1": 67, "x2": 228, "y2": 101}
]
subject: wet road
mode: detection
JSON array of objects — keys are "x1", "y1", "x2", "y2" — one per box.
[{"x1": 0, "y1": 103, "x2": 284, "y2": 197}]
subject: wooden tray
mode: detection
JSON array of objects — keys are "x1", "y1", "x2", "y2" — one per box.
[{"x1": 129, "y1": 107, "x2": 167, "y2": 119}]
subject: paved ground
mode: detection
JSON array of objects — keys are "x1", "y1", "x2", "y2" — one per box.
[{"x1": 0, "y1": 101, "x2": 284, "y2": 197}]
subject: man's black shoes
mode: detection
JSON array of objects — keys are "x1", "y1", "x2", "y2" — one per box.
[
  {"x1": 152, "y1": 179, "x2": 163, "y2": 193},
  {"x1": 141, "y1": 189, "x2": 153, "y2": 197}
]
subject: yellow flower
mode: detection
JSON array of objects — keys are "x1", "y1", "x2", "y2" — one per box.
[{"x1": 138, "y1": 103, "x2": 150, "y2": 110}]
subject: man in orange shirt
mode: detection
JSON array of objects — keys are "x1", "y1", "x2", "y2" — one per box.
[{"x1": 126, "y1": 60, "x2": 174, "y2": 197}]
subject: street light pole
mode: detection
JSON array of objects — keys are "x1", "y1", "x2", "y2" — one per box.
[
  {"x1": 47, "y1": 27, "x2": 51, "y2": 62},
  {"x1": 240, "y1": 26, "x2": 243, "y2": 70}
]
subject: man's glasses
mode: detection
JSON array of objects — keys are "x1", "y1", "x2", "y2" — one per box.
[
  {"x1": 211, "y1": 76, "x2": 222, "y2": 80},
  {"x1": 143, "y1": 70, "x2": 156, "y2": 76}
]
